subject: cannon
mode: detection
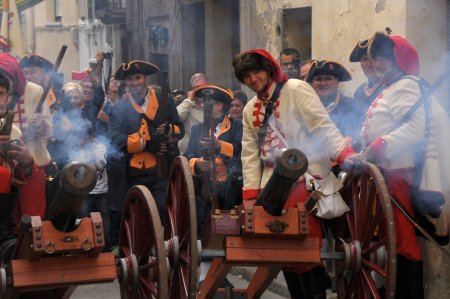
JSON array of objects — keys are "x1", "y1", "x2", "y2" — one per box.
[
  {"x1": 0, "y1": 162, "x2": 117, "y2": 299},
  {"x1": 255, "y1": 148, "x2": 308, "y2": 216},
  {"x1": 0, "y1": 152, "x2": 396, "y2": 298},
  {"x1": 117, "y1": 151, "x2": 396, "y2": 298}
]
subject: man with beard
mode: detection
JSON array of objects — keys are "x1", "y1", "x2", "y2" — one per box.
[
  {"x1": 356, "y1": 32, "x2": 450, "y2": 299},
  {"x1": 349, "y1": 38, "x2": 384, "y2": 113},
  {"x1": 109, "y1": 60, "x2": 184, "y2": 221},
  {"x1": 233, "y1": 49, "x2": 354, "y2": 299}
]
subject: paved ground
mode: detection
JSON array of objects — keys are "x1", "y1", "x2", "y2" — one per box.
[{"x1": 71, "y1": 267, "x2": 338, "y2": 298}]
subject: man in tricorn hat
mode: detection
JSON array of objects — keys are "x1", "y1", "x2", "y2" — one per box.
[
  {"x1": 349, "y1": 38, "x2": 383, "y2": 112},
  {"x1": 20, "y1": 54, "x2": 60, "y2": 114},
  {"x1": 109, "y1": 60, "x2": 184, "y2": 221},
  {"x1": 354, "y1": 32, "x2": 450, "y2": 299},
  {"x1": 307, "y1": 60, "x2": 364, "y2": 145},
  {"x1": 233, "y1": 49, "x2": 355, "y2": 299},
  {"x1": 184, "y1": 85, "x2": 243, "y2": 229}
]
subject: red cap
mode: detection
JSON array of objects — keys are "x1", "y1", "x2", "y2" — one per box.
[{"x1": 391, "y1": 36, "x2": 420, "y2": 75}]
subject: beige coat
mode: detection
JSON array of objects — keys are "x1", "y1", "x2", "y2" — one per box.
[
  {"x1": 176, "y1": 98, "x2": 203, "y2": 154},
  {"x1": 13, "y1": 81, "x2": 53, "y2": 166},
  {"x1": 362, "y1": 76, "x2": 450, "y2": 201},
  {"x1": 241, "y1": 79, "x2": 348, "y2": 199}
]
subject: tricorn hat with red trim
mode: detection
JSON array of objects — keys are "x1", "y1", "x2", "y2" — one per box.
[
  {"x1": 192, "y1": 85, "x2": 233, "y2": 105},
  {"x1": 349, "y1": 39, "x2": 370, "y2": 62},
  {"x1": 20, "y1": 54, "x2": 54, "y2": 72},
  {"x1": 306, "y1": 60, "x2": 352, "y2": 82},
  {"x1": 114, "y1": 60, "x2": 159, "y2": 80}
]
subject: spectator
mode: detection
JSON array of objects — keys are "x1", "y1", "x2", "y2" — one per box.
[
  {"x1": 77, "y1": 128, "x2": 111, "y2": 251},
  {"x1": 299, "y1": 59, "x2": 315, "y2": 81},
  {"x1": 171, "y1": 89, "x2": 187, "y2": 107},
  {"x1": 230, "y1": 90, "x2": 247, "y2": 120},
  {"x1": 279, "y1": 48, "x2": 301, "y2": 79},
  {"x1": 176, "y1": 73, "x2": 208, "y2": 154}
]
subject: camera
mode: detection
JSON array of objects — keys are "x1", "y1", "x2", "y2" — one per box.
[
  {"x1": 102, "y1": 52, "x2": 113, "y2": 59},
  {"x1": 0, "y1": 139, "x2": 19, "y2": 152},
  {"x1": 71, "y1": 71, "x2": 90, "y2": 81}
]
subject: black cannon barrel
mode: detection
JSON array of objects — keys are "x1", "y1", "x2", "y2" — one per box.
[
  {"x1": 255, "y1": 148, "x2": 308, "y2": 216},
  {"x1": 45, "y1": 162, "x2": 97, "y2": 232}
]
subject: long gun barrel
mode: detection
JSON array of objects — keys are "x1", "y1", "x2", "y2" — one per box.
[
  {"x1": 200, "y1": 89, "x2": 219, "y2": 210},
  {"x1": 45, "y1": 162, "x2": 97, "y2": 232},
  {"x1": 35, "y1": 45, "x2": 67, "y2": 113},
  {"x1": 255, "y1": 148, "x2": 309, "y2": 216}
]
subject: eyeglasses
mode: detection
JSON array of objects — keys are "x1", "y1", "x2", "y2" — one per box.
[{"x1": 0, "y1": 91, "x2": 11, "y2": 97}]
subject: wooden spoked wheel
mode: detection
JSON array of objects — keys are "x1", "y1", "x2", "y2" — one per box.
[
  {"x1": 164, "y1": 156, "x2": 199, "y2": 299},
  {"x1": 335, "y1": 162, "x2": 396, "y2": 299},
  {"x1": 118, "y1": 185, "x2": 168, "y2": 299}
]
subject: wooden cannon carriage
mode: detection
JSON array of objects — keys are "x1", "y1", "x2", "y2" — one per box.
[
  {"x1": 118, "y1": 151, "x2": 397, "y2": 299},
  {"x1": 0, "y1": 162, "x2": 117, "y2": 299},
  {"x1": 0, "y1": 150, "x2": 396, "y2": 299}
]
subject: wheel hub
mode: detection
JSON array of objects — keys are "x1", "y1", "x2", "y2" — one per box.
[
  {"x1": 0, "y1": 268, "x2": 7, "y2": 299},
  {"x1": 342, "y1": 240, "x2": 362, "y2": 273},
  {"x1": 117, "y1": 254, "x2": 139, "y2": 290},
  {"x1": 165, "y1": 235, "x2": 180, "y2": 268}
]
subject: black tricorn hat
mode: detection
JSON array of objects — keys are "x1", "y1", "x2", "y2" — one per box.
[
  {"x1": 306, "y1": 60, "x2": 352, "y2": 82},
  {"x1": 20, "y1": 54, "x2": 54, "y2": 72},
  {"x1": 368, "y1": 32, "x2": 396, "y2": 61},
  {"x1": 114, "y1": 60, "x2": 159, "y2": 80},
  {"x1": 349, "y1": 39, "x2": 370, "y2": 62},
  {"x1": 192, "y1": 85, "x2": 233, "y2": 105}
]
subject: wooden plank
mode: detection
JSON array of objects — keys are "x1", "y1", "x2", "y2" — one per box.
[
  {"x1": 197, "y1": 258, "x2": 232, "y2": 299},
  {"x1": 226, "y1": 236, "x2": 320, "y2": 265},
  {"x1": 247, "y1": 266, "x2": 282, "y2": 299},
  {"x1": 227, "y1": 236, "x2": 319, "y2": 249},
  {"x1": 11, "y1": 253, "x2": 116, "y2": 288}
]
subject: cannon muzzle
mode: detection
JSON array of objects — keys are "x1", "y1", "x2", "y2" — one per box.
[
  {"x1": 255, "y1": 148, "x2": 308, "y2": 216},
  {"x1": 45, "y1": 161, "x2": 97, "y2": 232}
]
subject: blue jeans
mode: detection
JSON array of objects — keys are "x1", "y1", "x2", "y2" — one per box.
[{"x1": 79, "y1": 193, "x2": 112, "y2": 251}]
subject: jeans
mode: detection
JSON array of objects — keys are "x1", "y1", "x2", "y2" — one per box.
[{"x1": 79, "y1": 193, "x2": 112, "y2": 251}]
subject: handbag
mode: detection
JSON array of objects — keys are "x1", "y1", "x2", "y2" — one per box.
[{"x1": 304, "y1": 172, "x2": 349, "y2": 219}]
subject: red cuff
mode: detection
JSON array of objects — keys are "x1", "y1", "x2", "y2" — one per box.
[
  {"x1": 242, "y1": 188, "x2": 260, "y2": 201},
  {"x1": 368, "y1": 137, "x2": 387, "y2": 162},
  {"x1": 336, "y1": 144, "x2": 355, "y2": 164}
]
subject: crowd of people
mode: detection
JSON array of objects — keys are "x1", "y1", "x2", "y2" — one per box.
[{"x1": 0, "y1": 30, "x2": 449, "y2": 299}]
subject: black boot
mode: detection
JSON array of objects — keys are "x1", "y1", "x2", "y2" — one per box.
[
  {"x1": 283, "y1": 267, "x2": 327, "y2": 299},
  {"x1": 396, "y1": 255, "x2": 424, "y2": 299},
  {"x1": 300, "y1": 266, "x2": 327, "y2": 299},
  {"x1": 0, "y1": 189, "x2": 19, "y2": 264}
]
